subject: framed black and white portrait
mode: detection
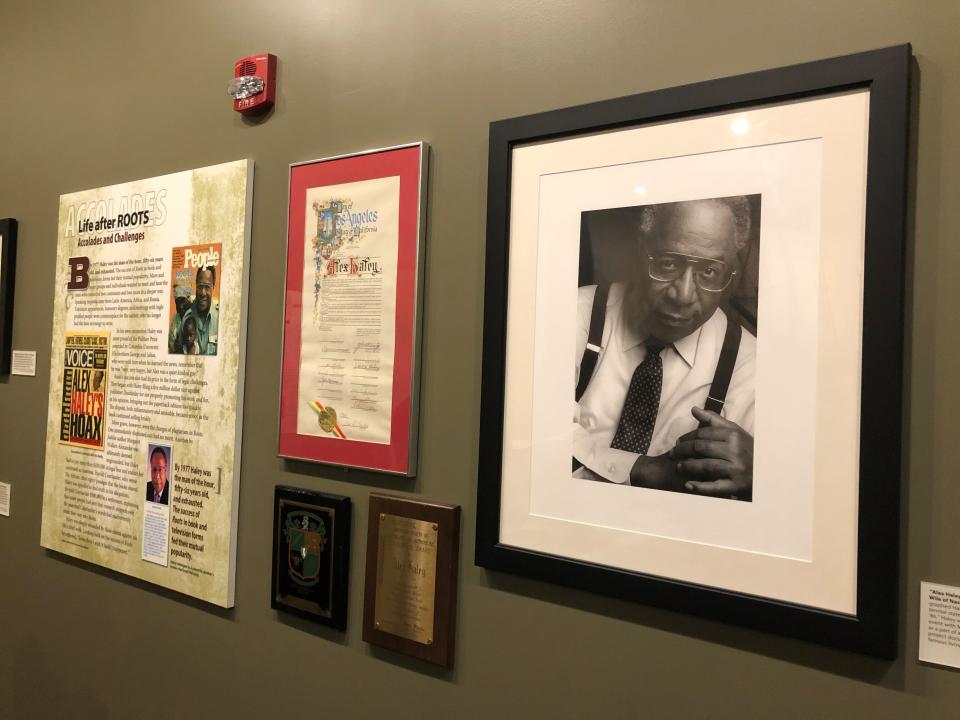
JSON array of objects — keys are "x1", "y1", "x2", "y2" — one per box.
[{"x1": 476, "y1": 46, "x2": 911, "y2": 657}]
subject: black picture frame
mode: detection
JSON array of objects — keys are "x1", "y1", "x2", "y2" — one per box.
[
  {"x1": 0, "y1": 218, "x2": 18, "y2": 375},
  {"x1": 271, "y1": 486, "x2": 351, "y2": 630},
  {"x1": 476, "y1": 45, "x2": 910, "y2": 658}
]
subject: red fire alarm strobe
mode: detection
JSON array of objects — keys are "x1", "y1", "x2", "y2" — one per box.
[{"x1": 228, "y1": 53, "x2": 277, "y2": 114}]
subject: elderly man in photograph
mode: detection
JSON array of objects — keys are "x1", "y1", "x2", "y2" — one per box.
[
  {"x1": 573, "y1": 196, "x2": 755, "y2": 500},
  {"x1": 146, "y1": 446, "x2": 170, "y2": 505}
]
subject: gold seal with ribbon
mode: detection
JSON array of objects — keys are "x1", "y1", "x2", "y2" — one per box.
[{"x1": 318, "y1": 406, "x2": 337, "y2": 434}]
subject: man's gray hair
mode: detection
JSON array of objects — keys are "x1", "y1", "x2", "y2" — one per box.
[{"x1": 639, "y1": 195, "x2": 753, "y2": 251}]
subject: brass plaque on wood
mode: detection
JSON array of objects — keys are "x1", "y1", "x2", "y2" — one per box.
[
  {"x1": 362, "y1": 493, "x2": 460, "y2": 667},
  {"x1": 374, "y1": 513, "x2": 438, "y2": 644}
]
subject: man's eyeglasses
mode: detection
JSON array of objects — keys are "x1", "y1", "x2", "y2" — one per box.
[{"x1": 647, "y1": 252, "x2": 736, "y2": 293}]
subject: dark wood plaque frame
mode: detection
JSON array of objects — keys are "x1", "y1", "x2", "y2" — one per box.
[
  {"x1": 0, "y1": 218, "x2": 18, "y2": 375},
  {"x1": 362, "y1": 493, "x2": 460, "y2": 667}
]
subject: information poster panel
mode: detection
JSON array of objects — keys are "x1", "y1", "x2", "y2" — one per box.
[{"x1": 40, "y1": 159, "x2": 253, "y2": 607}]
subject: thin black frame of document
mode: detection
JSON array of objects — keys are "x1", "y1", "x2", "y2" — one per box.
[{"x1": 0, "y1": 219, "x2": 18, "y2": 375}]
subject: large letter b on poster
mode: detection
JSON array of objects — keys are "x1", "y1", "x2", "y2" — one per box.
[{"x1": 67, "y1": 257, "x2": 89, "y2": 290}]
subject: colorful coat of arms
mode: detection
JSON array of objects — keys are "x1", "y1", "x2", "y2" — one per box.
[{"x1": 284, "y1": 511, "x2": 328, "y2": 587}]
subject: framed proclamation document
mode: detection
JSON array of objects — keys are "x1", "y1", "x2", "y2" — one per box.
[
  {"x1": 476, "y1": 46, "x2": 910, "y2": 657},
  {"x1": 279, "y1": 143, "x2": 429, "y2": 475},
  {"x1": 362, "y1": 493, "x2": 460, "y2": 667},
  {"x1": 271, "y1": 486, "x2": 351, "y2": 630}
]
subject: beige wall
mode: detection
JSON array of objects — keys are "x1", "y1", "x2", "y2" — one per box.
[{"x1": 1, "y1": 1, "x2": 958, "y2": 717}]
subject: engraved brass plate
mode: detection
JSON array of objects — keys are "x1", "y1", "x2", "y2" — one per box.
[{"x1": 374, "y1": 513, "x2": 438, "y2": 644}]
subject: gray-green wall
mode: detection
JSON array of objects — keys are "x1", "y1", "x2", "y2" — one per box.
[{"x1": 1, "y1": 1, "x2": 958, "y2": 717}]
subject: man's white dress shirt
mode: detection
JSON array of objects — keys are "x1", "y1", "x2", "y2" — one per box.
[{"x1": 573, "y1": 283, "x2": 756, "y2": 484}]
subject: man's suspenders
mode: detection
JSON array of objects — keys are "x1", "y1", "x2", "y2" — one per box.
[
  {"x1": 575, "y1": 285, "x2": 742, "y2": 415},
  {"x1": 702, "y1": 314, "x2": 741, "y2": 419},
  {"x1": 575, "y1": 285, "x2": 609, "y2": 402}
]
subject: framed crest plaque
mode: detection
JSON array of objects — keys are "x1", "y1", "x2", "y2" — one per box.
[
  {"x1": 278, "y1": 143, "x2": 429, "y2": 475},
  {"x1": 271, "y1": 486, "x2": 351, "y2": 629}
]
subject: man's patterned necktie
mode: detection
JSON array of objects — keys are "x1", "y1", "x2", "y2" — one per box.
[{"x1": 610, "y1": 340, "x2": 666, "y2": 454}]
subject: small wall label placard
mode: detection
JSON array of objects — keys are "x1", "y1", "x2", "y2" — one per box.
[
  {"x1": 920, "y1": 581, "x2": 960, "y2": 668},
  {"x1": 11, "y1": 350, "x2": 36, "y2": 376}
]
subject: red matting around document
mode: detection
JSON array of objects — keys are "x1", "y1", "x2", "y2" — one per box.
[{"x1": 279, "y1": 145, "x2": 422, "y2": 474}]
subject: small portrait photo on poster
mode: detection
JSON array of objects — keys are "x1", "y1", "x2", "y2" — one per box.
[
  {"x1": 146, "y1": 443, "x2": 172, "y2": 506},
  {"x1": 573, "y1": 195, "x2": 760, "y2": 501}
]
